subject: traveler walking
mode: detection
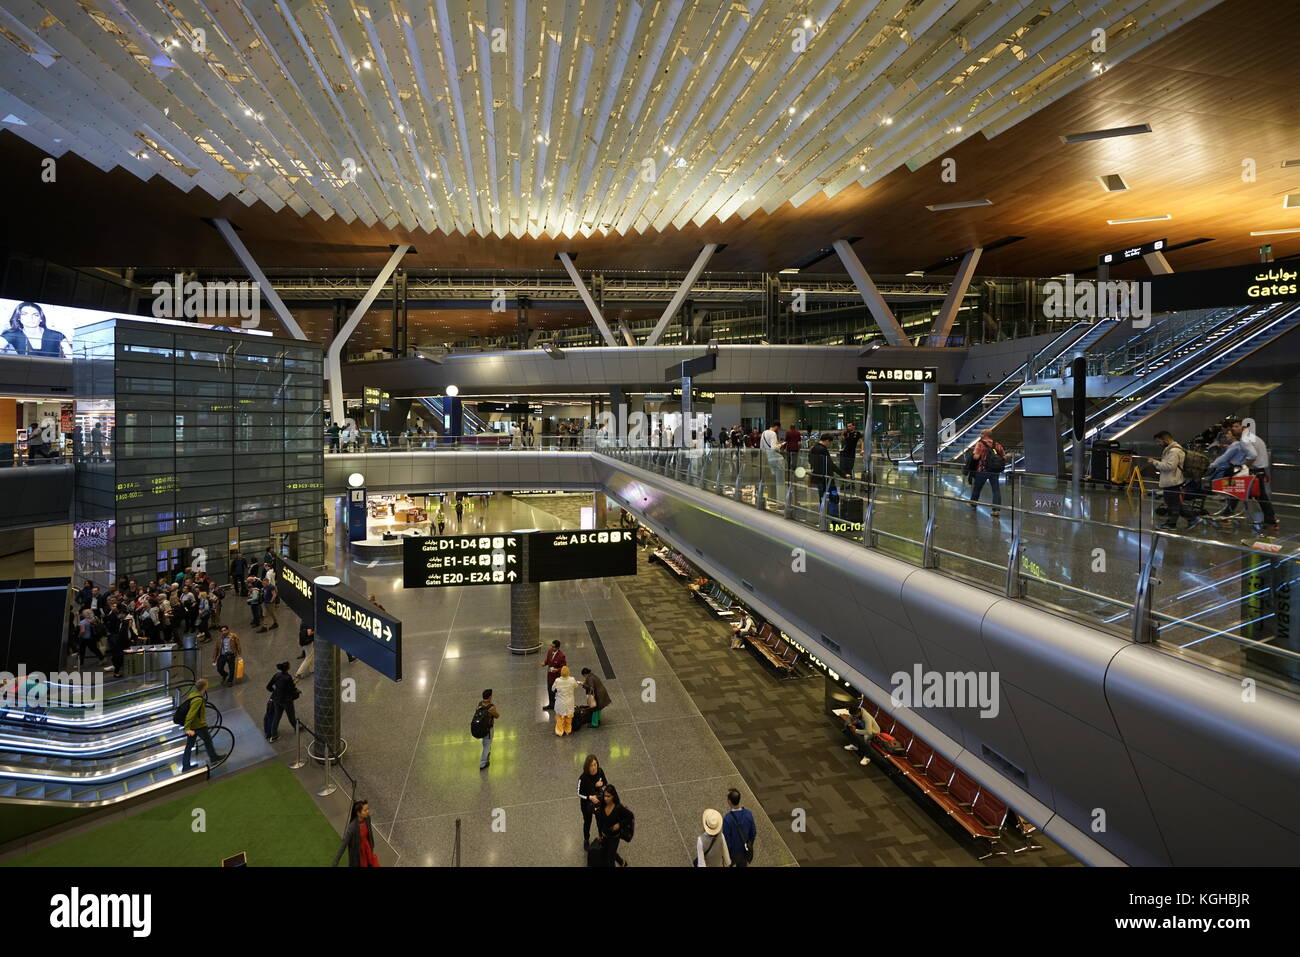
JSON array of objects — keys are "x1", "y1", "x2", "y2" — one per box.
[
  {"x1": 966, "y1": 429, "x2": 1006, "y2": 516},
  {"x1": 258, "y1": 577, "x2": 278, "y2": 631},
  {"x1": 213, "y1": 626, "x2": 241, "y2": 687},
  {"x1": 578, "y1": 754, "x2": 610, "y2": 850},
  {"x1": 472, "y1": 689, "x2": 500, "y2": 770},
  {"x1": 1208, "y1": 419, "x2": 1279, "y2": 531},
  {"x1": 783, "y1": 422, "x2": 802, "y2": 474},
  {"x1": 297, "y1": 623, "x2": 314, "y2": 660},
  {"x1": 552, "y1": 665, "x2": 578, "y2": 736},
  {"x1": 229, "y1": 552, "x2": 247, "y2": 596},
  {"x1": 246, "y1": 577, "x2": 263, "y2": 628},
  {"x1": 592, "y1": 784, "x2": 633, "y2": 867},
  {"x1": 541, "y1": 639, "x2": 566, "y2": 711},
  {"x1": 721, "y1": 789, "x2": 756, "y2": 867},
  {"x1": 760, "y1": 421, "x2": 785, "y2": 497},
  {"x1": 180, "y1": 679, "x2": 218, "y2": 771},
  {"x1": 694, "y1": 809, "x2": 732, "y2": 867},
  {"x1": 454, "y1": 497, "x2": 464, "y2": 526},
  {"x1": 1139, "y1": 431, "x2": 1186, "y2": 530},
  {"x1": 808, "y1": 432, "x2": 848, "y2": 516},
  {"x1": 264, "y1": 661, "x2": 299, "y2": 742},
  {"x1": 580, "y1": 667, "x2": 611, "y2": 727},
  {"x1": 332, "y1": 800, "x2": 380, "y2": 867}
]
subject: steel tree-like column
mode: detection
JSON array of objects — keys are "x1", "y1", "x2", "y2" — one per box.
[{"x1": 508, "y1": 535, "x2": 540, "y2": 655}]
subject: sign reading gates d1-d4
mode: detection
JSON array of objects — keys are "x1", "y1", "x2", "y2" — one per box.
[
  {"x1": 314, "y1": 580, "x2": 402, "y2": 681},
  {"x1": 528, "y1": 529, "x2": 637, "y2": 583},
  {"x1": 274, "y1": 554, "x2": 317, "y2": 627},
  {"x1": 402, "y1": 534, "x2": 524, "y2": 588}
]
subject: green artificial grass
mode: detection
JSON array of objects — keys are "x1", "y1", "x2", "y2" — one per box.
[{"x1": 3, "y1": 764, "x2": 341, "y2": 867}]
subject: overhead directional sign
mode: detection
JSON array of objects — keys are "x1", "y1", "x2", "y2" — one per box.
[
  {"x1": 315, "y1": 579, "x2": 402, "y2": 681},
  {"x1": 274, "y1": 554, "x2": 317, "y2": 627},
  {"x1": 858, "y1": 366, "x2": 937, "y2": 393},
  {"x1": 528, "y1": 529, "x2": 638, "y2": 583},
  {"x1": 402, "y1": 533, "x2": 524, "y2": 588},
  {"x1": 1098, "y1": 238, "x2": 1167, "y2": 266}
]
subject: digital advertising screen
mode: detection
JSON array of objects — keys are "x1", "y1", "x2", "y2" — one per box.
[{"x1": 0, "y1": 297, "x2": 274, "y2": 359}]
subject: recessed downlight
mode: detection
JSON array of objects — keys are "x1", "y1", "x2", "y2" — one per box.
[
  {"x1": 1107, "y1": 214, "x2": 1171, "y2": 225},
  {"x1": 925, "y1": 199, "x2": 993, "y2": 212},
  {"x1": 1284, "y1": 194, "x2": 1300, "y2": 209},
  {"x1": 1062, "y1": 123, "x2": 1152, "y2": 144},
  {"x1": 1100, "y1": 173, "x2": 1129, "y2": 192}
]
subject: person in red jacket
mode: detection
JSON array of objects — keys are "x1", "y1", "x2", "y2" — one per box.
[
  {"x1": 541, "y1": 639, "x2": 566, "y2": 712},
  {"x1": 966, "y1": 429, "x2": 1006, "y2": 517},
  {"x1": 783, "y1": 423, "x2": 802, "y2": 474}
]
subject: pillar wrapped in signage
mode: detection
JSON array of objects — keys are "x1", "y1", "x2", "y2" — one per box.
[
  {"x1": 509, "y1": 534, "x2": 540, "y2": 655},
  {"x1": 312, "y1": 640, "x2": 343, "y2": 761}
]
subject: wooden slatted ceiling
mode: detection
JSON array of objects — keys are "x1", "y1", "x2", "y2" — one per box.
[{"x1": 0, "y1": 0, "x2": 1296, "y2": 278}]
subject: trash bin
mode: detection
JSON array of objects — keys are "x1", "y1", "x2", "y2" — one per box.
[{"x1": 1090, "y1": 441, "x2": 1117, "y2": 483}]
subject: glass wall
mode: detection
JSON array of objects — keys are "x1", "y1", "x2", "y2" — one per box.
[{"x1": 74, "y1": 319, "x2": 324, "y2": 584}]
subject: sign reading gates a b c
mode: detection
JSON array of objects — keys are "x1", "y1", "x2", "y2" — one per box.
[{"x1": 528, "y1": 529, "x2": 637, "y2": 583}]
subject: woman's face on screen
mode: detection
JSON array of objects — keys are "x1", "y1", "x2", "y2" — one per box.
[{"x1": 18, "y1": 306, "x2": 42, "y2": 329}]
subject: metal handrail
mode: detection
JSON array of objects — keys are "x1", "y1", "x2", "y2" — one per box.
[{"x1": 602, "y1": 447, "x2": 1300, "y2": 693}]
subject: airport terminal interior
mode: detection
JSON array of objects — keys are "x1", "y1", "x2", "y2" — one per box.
[{"x1": 0, "y1": 0, "x2": 1297, "y2": 906}]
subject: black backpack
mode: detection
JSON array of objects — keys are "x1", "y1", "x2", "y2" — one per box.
[
  {"x1": 985, "y1": 442, "x2": 1006, "y2": 473},
  {"x1": 173, "y1": 693, "x2": 195, "y2": 726},
  {"x1": 620, "y1": 806, "x2": 635, "y2": 842},
  {"x1": 470, "y1": 703, "x2": 491, "y2": 739}
]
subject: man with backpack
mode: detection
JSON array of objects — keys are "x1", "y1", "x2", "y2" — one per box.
[
  {"x1": 472, "y1": 688, "x2": 500, "y2": 770},
  {"x1": 246, "y1": 577, "x2": 263, "y2": 629},
  {"x1": 966, "y1": 429, "x2": 1006, "y2": 517},
  {"x1": 258, "y1": 577, "x2": 278, "y2": 632},
  {"x1": 179, "y1": 678, "x2": 218, "y2": 771},
  {"x1": 1139, "y1": 431, "x2": 1188, "y2": 530}
]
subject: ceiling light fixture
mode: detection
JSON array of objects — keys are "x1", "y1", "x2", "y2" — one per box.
[
  {"x1": 1100, "y1": 173, "x2": 1129, "y2": 192},
  {"x1": 1106, "y1": 214, "x2": 1171, "y2": 224},
  {"x1": 925, "y1": 199, "x2": 992, "y2": 211},
  {"x1": 1249, "y1": 228, "x2": 1300, "y2": 236},
  {"x1": 1062, "y1": 123, "x2": 1152, "y2": 144}
]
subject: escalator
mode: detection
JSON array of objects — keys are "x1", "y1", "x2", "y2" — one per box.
[
  {"x1": 417, "y1": 396, "x2": 489, "y2": 435},
  {"x1": 930, "y1": 320, "x2": 1117, "y2": 461},
  {"x1": 0, "y1": 672, "x2": 232, "y2": 806},
  {"x1": 1073, "y1": 301, "x2": 1300, "y2": 446}
]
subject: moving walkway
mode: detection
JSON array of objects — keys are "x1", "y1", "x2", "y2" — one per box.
[{"x1": 0, "y1": 669, "x2": 232, "y2": 807}]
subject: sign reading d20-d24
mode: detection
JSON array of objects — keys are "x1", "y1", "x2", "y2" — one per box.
[
  {"x1": 402, "y1": 533, "x2": 524, "y2": 588},
  {"x1": 528, "y1": 529, "x2": 638, "y2": 583}
]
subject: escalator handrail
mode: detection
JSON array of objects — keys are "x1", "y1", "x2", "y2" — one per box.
[
  {"x1": 1090, "y1": 304, "x2": 1258, "y2": 381},
  {"x1": 1, "y1": 670, "x2": 195, "y2": 726},
  {"x1": 919, "y1": 321, "x2": 1098, "y2": 458},
  {"x1": 1041, "y1": 305, "x2": 1246, "y2": 379},
  {"x1": 44, "y1": 662, "x2": 196, "y2": 697},
  {"x1": 1073, "y1": 301, "x2": 1300, "y2": 441}
]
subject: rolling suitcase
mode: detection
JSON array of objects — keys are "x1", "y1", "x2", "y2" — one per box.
[{"x1": 573, "y1": 705, "x2": 593, "y2": 730}]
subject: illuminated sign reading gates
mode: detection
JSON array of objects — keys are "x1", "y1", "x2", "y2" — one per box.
[
  {"x1": 274, "y1": 555, "x2": 317, "y2": 626},
  {"x1": 313, "y1": 581, "x2": 402, "y2": 681}
]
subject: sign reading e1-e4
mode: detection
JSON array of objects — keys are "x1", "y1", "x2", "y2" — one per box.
[{"x1": 402, "y1": 534, "x2": 524, "y2": 587}]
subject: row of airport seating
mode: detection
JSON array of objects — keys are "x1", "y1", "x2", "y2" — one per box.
[
  {"x1": 743, "y1": 621, "x2": 798, "y2": 674},
  {"x1": 850, "y1": 698, "x2": 1042, "y2": 859}
]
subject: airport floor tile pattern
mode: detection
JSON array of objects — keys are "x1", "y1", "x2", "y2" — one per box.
[
  {"x1": 221, "y1": 493, "x2": 1076, "y2": 867},
  {"x1": 491, "y1": 496, "x2": 1079, "y2": 867}
]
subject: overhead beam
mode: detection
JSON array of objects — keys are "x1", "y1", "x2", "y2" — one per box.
[
  {"x1": 326, "y1": 244, "x2": 410, "y2": 423},
  {"x1": 928, "y1": 247, "x2": 983, "y2": 345},
  {"x1": 644, "y1": 244, "x2": 718, "y2": 346},
  {"x1": 557, "y1": 252, "x2": 619, "y2": 347},
  {"x1": 1143, "y1": 251, "x2": 1174, "y2": 275},
  {"x1": 832, "y1": 240, "x2": 910, "y2": 347},
  {"x1": 210, "y1": 219, "x2": 307, "y2": 339}
]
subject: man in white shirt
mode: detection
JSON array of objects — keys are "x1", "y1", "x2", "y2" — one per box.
[
  {"x1": 1241, "y1": 421, "x2": 1277, "y2": 531},
  {"x1": 760, "y1": 421, "x2": 785, "y2": 498}
]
